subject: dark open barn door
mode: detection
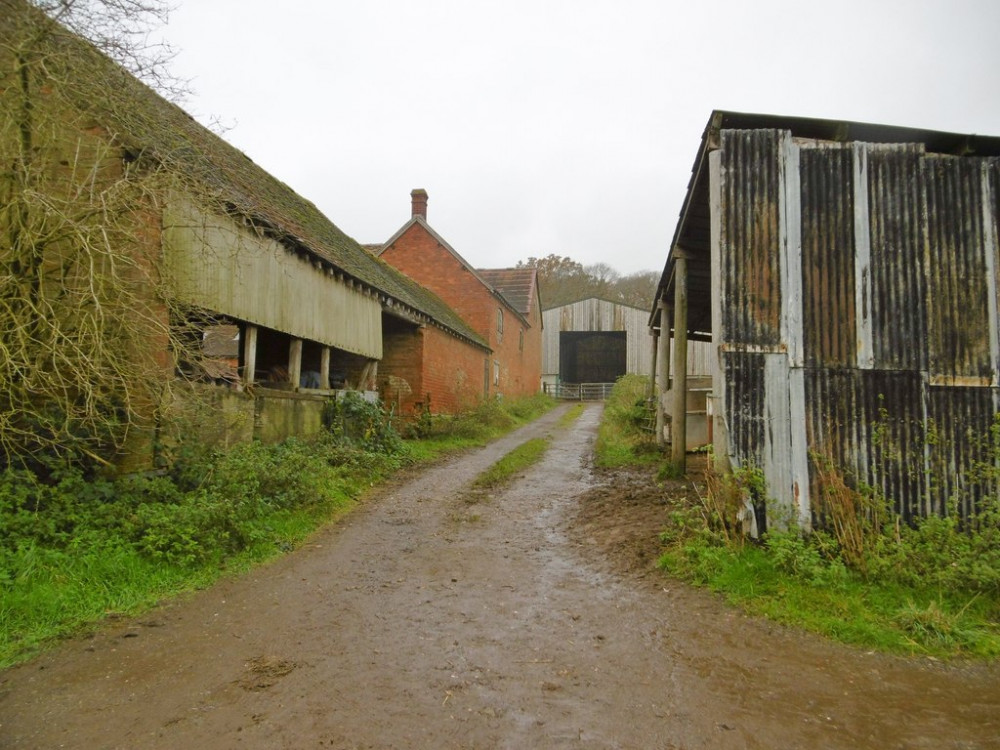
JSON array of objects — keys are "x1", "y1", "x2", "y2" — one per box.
[{"x1": 559, "y1": 331, "x2": 627, "y2": 383}]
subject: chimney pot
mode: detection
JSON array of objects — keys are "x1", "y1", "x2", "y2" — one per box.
[{"x1": 411, "y1": 188, "x2": 428, "y2": 220}]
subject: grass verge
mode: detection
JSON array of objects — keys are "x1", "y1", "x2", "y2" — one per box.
[
  {"x1": 595, "y1": 374, "x2": 1000, "y2": 660},
  {"x1": 472, "y1": 437, "x2": 550, "y2": 490},
  {"x1": 658, "y1": 535, "x2": 1000, "y2": 659},
  {"x1": 593, "y1": 374, "x2": 662, "y2": 469},
  {"x1": 0, "y1": 393, "x2": 556, "y2": 669}
]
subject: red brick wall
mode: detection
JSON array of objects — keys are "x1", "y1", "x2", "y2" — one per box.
[
  {"x1": 379, "y1": 318, "x2": 424, "y2": 415},
  {"x1": 378, "y1": 315, "x2": 487, "y2": 416},
  {"x1": 420, "y1": 326, "x2": 488, "y2": 413}
]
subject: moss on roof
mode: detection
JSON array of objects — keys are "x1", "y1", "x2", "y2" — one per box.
[{"x1": 3, "y1": 1, "x2": 485, "y2": 349}]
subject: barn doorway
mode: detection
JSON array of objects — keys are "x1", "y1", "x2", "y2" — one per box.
[{"x1": 558, "y1": 331, "x2": 627, "y2": 384}]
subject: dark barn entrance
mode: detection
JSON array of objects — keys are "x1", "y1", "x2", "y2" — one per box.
[{"x1": 559, "y1": 331, "x2": 626, "y2": 383}]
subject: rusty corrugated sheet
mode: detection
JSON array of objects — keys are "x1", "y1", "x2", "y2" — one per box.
[
  {"x1": 715, "y1": 126, "x2": 1000, "y2": 525},
  {"x1": 800, "y1": 144, "x2": 856, "y2": 367},
  {"x1": 719, "y1": 129, "x2": 783, "y2": 345},
  {"x1": 805, "y1": 370, "x2": 926, "y2": 523},
  {"x1": 926, "y1": 387, "x2": 999, "y2": 520},
  {"x1": 925, "y1": 156, "x2": 993, "y2": 380},
  {"x1": 722, "y1": 351, "x2": 766, "y2": 471},
  {"x1": 867, "y1": 144, "x2": 927, "y2": 371}
]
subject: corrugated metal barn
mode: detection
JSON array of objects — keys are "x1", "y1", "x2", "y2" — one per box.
[
  {"x1": 542, "y1": 298, "x2": 711, "y2": 392},
  {"x1": 654, "y1": 111, "x2": 1000, "y2": 531}
]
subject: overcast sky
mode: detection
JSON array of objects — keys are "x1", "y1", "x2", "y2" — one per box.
[{"x1": 156, "y1": 0, "x2": 1000, "y2": 276}]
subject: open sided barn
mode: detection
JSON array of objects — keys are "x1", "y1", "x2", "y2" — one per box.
[{"x1": 653, "y1": 110, "x2": 1000, "y2": 532}]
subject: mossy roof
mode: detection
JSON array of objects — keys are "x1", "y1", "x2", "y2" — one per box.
[{"x1": 4, "y1": 2, "x2": 487, "y2": 350}]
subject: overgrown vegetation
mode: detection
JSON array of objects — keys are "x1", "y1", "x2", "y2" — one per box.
[
  {"x1": 593, "y1": 374, "x2": 660, "y2": 469},
  {"x1": 596, "y1": 374, "x2": 1000, "y2": 659},
  {"x1": 0, "y1": 393, "x2": 553, "y2": 668},
  {"x1": 0, "y1": 1, "x2": 213, "y2": 474}
]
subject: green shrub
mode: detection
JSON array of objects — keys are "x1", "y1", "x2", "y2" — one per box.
[{"x1": 323, "y1": 392, "x2": 403, "y2": 454}]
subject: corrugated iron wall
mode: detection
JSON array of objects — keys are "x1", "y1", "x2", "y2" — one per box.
[
  {"x1": 800, "y1": 144, "x2": 856, "y2": 368},
  {"x1": 867, "y1": 144, "x2": 927, "y2": 371},
  {"x1": 716, "y1": 129, "x2": 1000, "y2": 524},
  {"x1": 719, "y1": 130, "x2": 783, "y2": 347},
  {"x1": 925, "y1": 156, "x2": 994, "y2": 381}
]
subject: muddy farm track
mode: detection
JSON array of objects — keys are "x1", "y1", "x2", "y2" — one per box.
[{"x1": 1, "y1": 403, "x2": 998, "y2": 749}]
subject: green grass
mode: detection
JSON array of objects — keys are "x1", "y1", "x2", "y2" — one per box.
[
  {"x1": 558, "y1": 403, "x2": 586, "y2": 427},
  {"x1": 0, "y1": 475, "x2": 364, "y2": 669},
  {"x1": 472, "y1": 437, "x2": 550, "y2": 489},
  {"x1": 658, "y1": 540, "x2": 1000, "y2": 659}
]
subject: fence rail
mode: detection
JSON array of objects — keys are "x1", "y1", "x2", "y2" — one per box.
[{"x1": 546, "y1": 382, "x2": 616, "y2": 401}]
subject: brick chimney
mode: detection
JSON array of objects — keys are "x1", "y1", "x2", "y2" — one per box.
[{"x1": 411, "y1": 188, "x2": 428, "y2": 220}]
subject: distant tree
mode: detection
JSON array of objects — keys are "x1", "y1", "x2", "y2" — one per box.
[
  {"x1": 518, "y1": 254, "x2": 658, "y2": 311},
  {"x1": 614, "y1": 270, "x2": 660, "y2": 310},
  {"x1": 518, "y1": 254, "x2": 594, "y2": 309},
  {"x1": 583, "y1": 262, "x2": 620, "y2": 300}
]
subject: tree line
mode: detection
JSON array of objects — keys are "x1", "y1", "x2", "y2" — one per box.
[{"x1": 516, "y1": 254, "x2": 659, "y2": 311}]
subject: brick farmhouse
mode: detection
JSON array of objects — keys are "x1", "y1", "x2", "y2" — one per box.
[{"x1": 375, "y1": 190, "x2": 543, "y2": 414}]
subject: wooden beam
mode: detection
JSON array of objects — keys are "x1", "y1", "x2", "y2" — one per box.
[
  {"x1": 672, "y1": 254, "x2": 689, "y2": 469},
  {"x1": 289, "y1": 338, "x2": 303, "y2": 389},
  {"x1": 242, "y1": 324, "x2": 258, "y2": 387},
  {"x1": 320, "y1": 346, "x2": 331, "y2": 391},
  {"x1": 656, "y1": 300, "x2": 671, "y2": 448},
  {"x1": 648, "y1": 317, "x2": 659, "y2": 402}
]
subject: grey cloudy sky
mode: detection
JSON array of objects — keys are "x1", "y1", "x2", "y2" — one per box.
[{"x1": 157, "y1": 0, "x2": 1000, "y2": 276}]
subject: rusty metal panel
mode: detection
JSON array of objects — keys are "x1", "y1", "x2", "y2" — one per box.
[
  {"x1": 709, "y1": 121, "x2": 1000, "y2": 527},
  {"x1": 799, "y1": 144, "x2": 856, "y2": 367},
  {"x1": 925, "y1": 386, "x2": 999, "y2": 520},
  {"x1": 719, "y1": 129, "x2": 783, "y2": 345},
  {"x1": 804, "y1": 368, "x2": 867, "y2": 485},
  {"x1": 857, "y1": 371, "x2": 927, "y2": 522},
  {"x1": 805, "y1": 369, "x2": 927, "y2": 522},
  {"x1": 925, "y1": 156, "x2": 993, "y2": 381},
  {"x1": 866, "y1": 144, "x2": 927, "y2": 370},
  {"x1": 722, "y1": 350, "x2": 766, "y2": 472}
]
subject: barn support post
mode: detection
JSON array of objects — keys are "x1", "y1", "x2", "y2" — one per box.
[
  {"x1": 648, "y1": 317, "x2": 659, "y2": 402},
  {"x1": 242, "y1": 324, "x2": 258, "y2": 387},
  {"x1": 320, "y1": 346, "x2": 331, "y2": 391},
  {"x1": 672, "y1": 251, "x2": 689, "y2": 470},
  {"x1": 656, "y1": 297, "x2": 671, "y2": 447},
  {"x1": 289, "y1": 338, "x2": 303, "y2": 389}
]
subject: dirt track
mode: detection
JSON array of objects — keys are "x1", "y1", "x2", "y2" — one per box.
[{"x1": 1, "y1": 403, "x2": 999, "y2": 749}]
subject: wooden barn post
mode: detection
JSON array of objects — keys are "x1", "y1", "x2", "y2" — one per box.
[{"x1": 671, "y1": 251, "x2": 689, "y2": 470}]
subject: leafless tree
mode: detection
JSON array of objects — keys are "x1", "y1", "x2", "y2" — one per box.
[{"x1": 0, "y1": 0, "x2": 192, "y2": 471}]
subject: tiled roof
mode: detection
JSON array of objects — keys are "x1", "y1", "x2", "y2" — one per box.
[
  {"x1": 478, "y1": 268, "x2": 538, "y2": 317},
  {"x1": 8, "y1": 4, "x2": 486, "y2": 350}
]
